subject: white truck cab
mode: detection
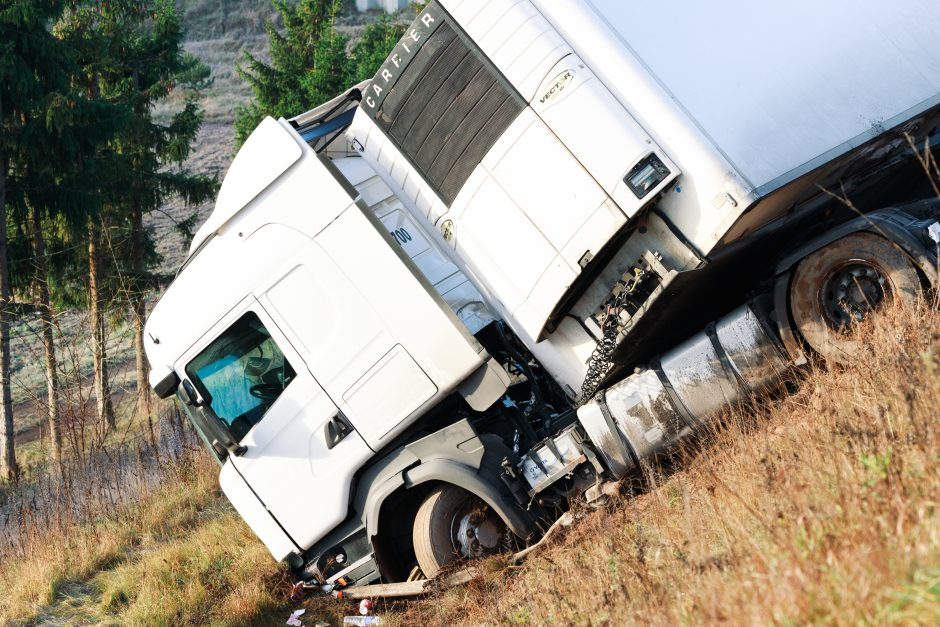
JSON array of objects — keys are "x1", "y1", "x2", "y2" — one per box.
[
  {"x1": 147, "y1": 0, "x2": 940, "y2": 585},
  {"x1": 146, "y1": 117, "x2": 513, "y2": 560}
]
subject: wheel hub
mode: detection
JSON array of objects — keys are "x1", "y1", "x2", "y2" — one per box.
[
  {"x1": 820, "y1": 262, "x2": 889, "y2": 331},
  {"x1": 454, "y1": 507, "x2": 502, "y2": 559}
]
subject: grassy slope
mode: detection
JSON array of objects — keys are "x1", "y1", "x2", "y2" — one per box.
[
  {"x1": 396, "y1": 307, "x2": 940, "y2": 626},
  {"x1": 0, "y1": 453, "x2": 291, "y2": 626},
  {"x1": 2, "y1": 305, "x2": 937, "y2": 625}
]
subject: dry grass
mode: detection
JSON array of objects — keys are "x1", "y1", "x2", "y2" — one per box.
[
  {"x1": 2, "y1": 304, "x2": 937, "y2": 625},
  {"x1": 0, "y1": 451, "x2": 291, "y2": 625},
  {"x1": 379, "y1": 303, "x2": 940, "y2": 626}
]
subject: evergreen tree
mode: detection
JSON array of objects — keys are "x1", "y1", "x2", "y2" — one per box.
[
  {"x1": 103, "y1": 0, "x2": 215, "y2": 448},
  {"x1": 56, "y1": 0, "x2": 214, "y2": 441},
  {"x1": 350, "y1": 16, "x2": 405, "y2": 83},
  {"x1": 0, "y1": 0, "x2": 76, "y2": 479},
  {"x1": 6, "y1": 5, "x2": 123, "y2": 465},
  {"x1": 56, "y1": 0, "x2": 147, "y2": 428},
  {"x1": 234, "y1": 0, "x2": 404, "y2": 145},
  {"x1": 0, "y1": 0, "x2": 212, "y2": 470},
  {"x1": 235, "y1": 0, "x2": 348, "y2": 145}
]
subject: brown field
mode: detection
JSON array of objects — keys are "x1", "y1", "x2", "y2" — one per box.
[
  {"x1": 385, "y1": 302, "x2": 940, "y2": 626},
  {"x1": 2, "y1": 302, "x2": 937, "y2": 625}
]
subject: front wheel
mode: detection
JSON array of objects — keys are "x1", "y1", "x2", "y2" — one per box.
[
  {"x1": 412, "y1": 485, "x2": 506, "y2": 578},
  {"x1": 789, "y1": 232, "x2": 920, "y2": 364}
]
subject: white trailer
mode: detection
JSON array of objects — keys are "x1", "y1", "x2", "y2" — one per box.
[{"x1": 146, "y1": 0, "x2": 940, "y2": 585}]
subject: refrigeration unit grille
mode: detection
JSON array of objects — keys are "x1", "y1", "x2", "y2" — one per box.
[{"x1": 362, "y1": 3, "x2": 525, "y2": 206}]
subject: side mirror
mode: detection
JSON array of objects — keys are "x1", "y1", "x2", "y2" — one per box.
[
  {"x1": 212, "y1": 438, "x2": 247, "y2": 458},
  {"x1": 222, "y1": 438, "x2": 248, "y2": 457},
  {"x1": 179, "y1": 379, "x2": 201, "y2": 406},
  {"x1": 178, "y1": 379, "x2": 246, "y2": 458},
  {"x1": 211, "y1": 439, "x2": 230, "y2": 458},
  {"x1": 197, "y1": 403, "x2": 247, "y2": 458},
  {"x1": 150, "y1": 366, "x2": 180, "y2": 399}
]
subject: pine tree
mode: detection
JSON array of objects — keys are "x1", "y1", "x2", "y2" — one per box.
[
  {"x1": 0, "y1": 85, "x2": 13, "y2": 480},
  {"x1": 234, "y1": 0, "x2": 404, "y2": 146},
  {"x1": 5, "y1": 5, "x2": 118, "y2": 466},
  {"x1": 53, "y1": 1, "x2": 140, "y2": 433},
  {"x1": 350, "y1": 16, "x2": 405, "y2": 83},
  {"x1": 0, "y1": 0, "x2": 77, "y2": 479},
  {"x1": 105, "y1": 0, "x2": 215, "y2": 448},
  {"x1": 235, "y1": 0, "x2": 348, "y2": 145},
  {"x1": 55, "y1": 0, "x2": 214, "y2": 441}
]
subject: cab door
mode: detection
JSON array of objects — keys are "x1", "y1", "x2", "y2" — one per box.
[
  {"x1": 180, "y1": 297, "x2": 373, "y2": 551},
  {"x1": 259, "y1": 212, "x2": 484, "y2": 451}
]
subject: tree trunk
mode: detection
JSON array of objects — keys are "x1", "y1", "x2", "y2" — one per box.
[
  {"x1": 0, "y1": 93, "x2": 18, "y2": 480},
  {"x1": 88, "y1": 218, "x2": 115, "y2": 430},
  {"x1": 30, "y1": 203, "x2": 62, "y2": 465},
  {"x1": 130, "y1": 203, "x2": 154, "y2": 450}
]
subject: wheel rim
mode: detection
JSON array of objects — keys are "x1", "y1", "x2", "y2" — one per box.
[
  {"x1": 819, "y1": 261, "x2": 891, "y2": 332},
  {"x1": 450, "y1": 502, "x2": 502, "y2": 560}
]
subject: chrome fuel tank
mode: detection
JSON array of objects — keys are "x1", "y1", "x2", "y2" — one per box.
[{"x1": 578, "y1": 305, "x2": 790, "y2": 477}]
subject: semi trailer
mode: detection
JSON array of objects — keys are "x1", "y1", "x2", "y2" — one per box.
[{"x1": 145, "y1": 0, "x2": 940, "y2": 585}]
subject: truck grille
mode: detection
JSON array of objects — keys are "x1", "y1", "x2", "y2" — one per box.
[{"x1": 360, "y1": 2, "x2": 525, "y2": 206}]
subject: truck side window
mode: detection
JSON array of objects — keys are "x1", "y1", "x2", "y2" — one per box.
[{"x1": 185, "y1": 312, "x2": 296, "y2": 442}]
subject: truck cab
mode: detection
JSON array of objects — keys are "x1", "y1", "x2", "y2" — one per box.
[{"x1": 145, "y1": 116, "x2": 518, "y2": 569}]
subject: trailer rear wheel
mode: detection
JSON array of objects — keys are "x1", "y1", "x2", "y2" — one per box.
[
  {"x1": 789, "y1": 232, "x2": 919, "y2": 364},
  {"x1": 412, "y1": 485, "x2": 505, "y2": 578}
]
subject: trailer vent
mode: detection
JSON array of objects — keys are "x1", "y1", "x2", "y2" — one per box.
[{"x1": 360, "y1": 2, "x2": 525, "y2": 206}]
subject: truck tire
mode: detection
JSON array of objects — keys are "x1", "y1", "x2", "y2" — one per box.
[
  {"x1": 789, "y1": 232, "x2": 919, "y2": 364},
  {"x1": 412, "y1": 485, "x2": 504, "y2": 578}
]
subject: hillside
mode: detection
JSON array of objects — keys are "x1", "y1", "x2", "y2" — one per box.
[
  {"x1": 397, "y1": 305, "x2": 940, "y2": 625},
  {"x1": 1, "y1": 304, "x2": 937, "y2": 625}
]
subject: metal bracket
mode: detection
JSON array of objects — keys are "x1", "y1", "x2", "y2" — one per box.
[
  {"x1": 705, "y1": 323, "x2": 751, "y2": 395},
  {"x1": 650, "y1": 358, "x2": 703, "y2": 431}
]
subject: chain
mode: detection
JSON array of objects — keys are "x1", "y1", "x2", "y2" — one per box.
[{"x1": 576, "y1": 268, "x2": 646, "y2": 406}]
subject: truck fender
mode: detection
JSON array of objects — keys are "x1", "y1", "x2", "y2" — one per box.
[
  {"x1": 771, "y1": 273, "x2": 807, "y2": 365},
  {"x1": 401, "y1": 458, "x2": 532, "y2": 538},
  {"x1": 774, "y1": 208, "x2": 939, "y2": 283},
  {"x1": 359, "y1": 425, "x2": 534, "y2": 540},
  {"x1": 362, "y1": 453, "x2": 533, "y2": 539}
]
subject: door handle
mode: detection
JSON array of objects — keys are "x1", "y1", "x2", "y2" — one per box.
[{"x1": 324, "y1": 413, "x2": 353, "y2": 450}]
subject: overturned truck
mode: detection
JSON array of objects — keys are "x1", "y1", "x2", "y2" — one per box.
[{"x1": 145, "y1": 0, "x2": 940, "y2": 585}]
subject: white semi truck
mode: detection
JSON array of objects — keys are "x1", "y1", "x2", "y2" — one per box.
[{"x1": 145, "y1": 0, "x2": 940, "y2": 585}]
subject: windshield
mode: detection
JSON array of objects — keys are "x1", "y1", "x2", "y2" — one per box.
[{"x1": 185, "y1": 312, "x2": 296, "y2": 442}]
